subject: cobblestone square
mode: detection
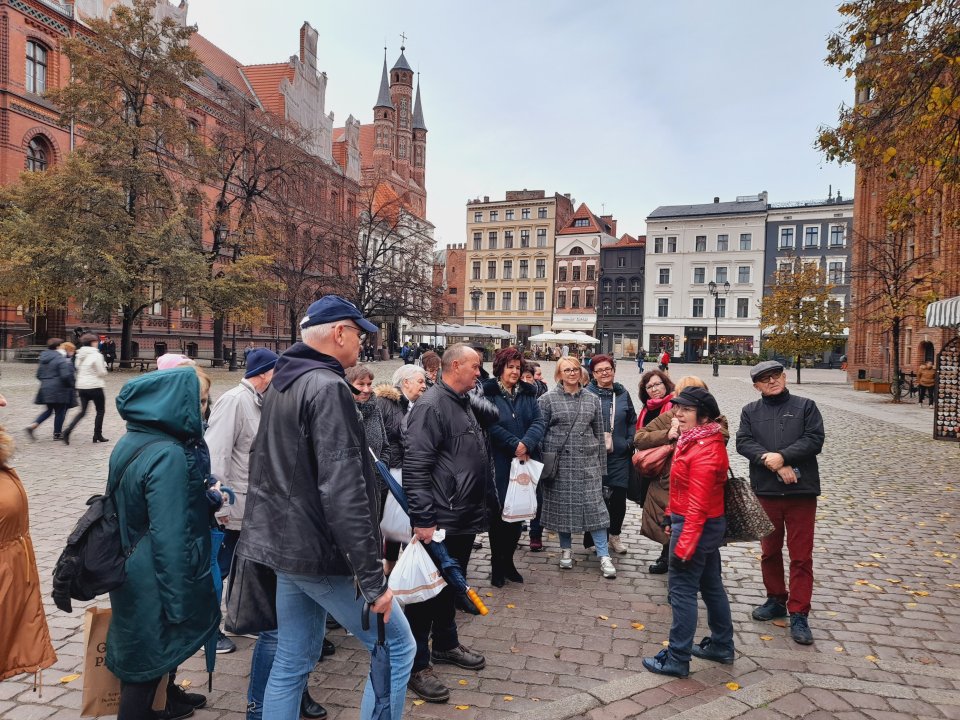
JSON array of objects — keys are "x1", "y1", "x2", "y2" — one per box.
[{"x1": 1, "y1": 359, "x2": 957, "y2": 719}]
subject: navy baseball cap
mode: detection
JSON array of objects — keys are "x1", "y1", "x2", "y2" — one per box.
[{"x1": 300, "y1": 295, "x2": 378, "y2": 333}]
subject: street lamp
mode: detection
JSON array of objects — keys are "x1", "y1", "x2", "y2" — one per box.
[
  {"x1": 707, "y1": 280, "x2": 730, "y2": 376},
  {"x1": 470, "y1": 287, "x2": 482, "y2": 324}
]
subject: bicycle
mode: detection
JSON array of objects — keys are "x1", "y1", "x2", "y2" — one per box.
[{"x1": 890, "y1": 371, "x2": 917, "y2": 401}]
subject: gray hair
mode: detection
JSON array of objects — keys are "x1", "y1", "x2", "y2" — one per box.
[
  {"x1": 441, "y1": 343, "x2": 476, "y2": 373},
  {"x1": 301, "y1": 322, "x2": 335, "y2": 346},
  {"x1": 392, "y1": 365, "x2": 425, "y2": 387}
]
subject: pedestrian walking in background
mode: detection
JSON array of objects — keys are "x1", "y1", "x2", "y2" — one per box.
[
  {"x1": 658, "y1": 349, "x2": 671, "y2": 372},
  {"x1": 0, "y1": 424, "x2": 57, "y2": 685},
  {"x1": 736, "y1": 360, "x2": 825, "y2": 645},
  {"x1": 538, "y1": 357, "x2": 615, "y2": 578},
  {"x1": 24, "y1": 338, "x2": 76, "y2": 441},
  {"x1": 482, "y1": 347, "x2": 545, "y2": 587},
  {"x1": 106, "y1": 367, "x2": 220, "y2": 720},
  {"x1": 237, "y1": 296, "x2": 414, "y2": 720},
  {"x1": 642, "y1": 387, "x2": 733, "y2": 678},
  {"x1": 403, "y1": 344, "x2": 497, "y2": 703},
  {"x1": 917, "y1": 361, "x2": 936, "y2": 406},
  {"x1": 584, "y1": 354, "x2": 637, "y2": 556},
  {"x1": 635, "y1": 376, "x2": 728, "y2": 574},
  {"x1": 62, "y1": 334, "x2": 109, "y2": 445},
  {"x1": 636, "y1": 348, "x2": 645, "y2": 374}
]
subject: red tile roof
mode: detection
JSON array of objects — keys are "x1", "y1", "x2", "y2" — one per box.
[
  {"x1": 611, "y1": 233, "x2": 646, "y2": 247},
  {"x1": 190, "y1": 34, "x2": 257, "y2": 102},
  {"x1": 241, "y1": 63, "x2": 295, "y2": 117},
  {"x1": 558, "y1": 202, "x2": 604, "y2": 235}
]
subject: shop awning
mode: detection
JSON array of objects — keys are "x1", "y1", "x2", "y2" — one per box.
[
  {"x1": 407, "y1": 323, "x2": 515, "y2": 339},
  {"x1": 926, "y1": 296, "x2": 960, "y2": 328},
  {"x1": 551, "y1": 320, "x2": 596, "y2": 332}
]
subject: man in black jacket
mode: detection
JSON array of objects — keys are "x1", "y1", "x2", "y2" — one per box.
[
  {"x1": 403, "y1": 343, "x2": 498, "y2": 703},
  {"x1": 237, "y1": 295, "x2": 414, "y2": 718},
  {"x1": 736, "y1": 360, "x2": 825, "y2": 646}
]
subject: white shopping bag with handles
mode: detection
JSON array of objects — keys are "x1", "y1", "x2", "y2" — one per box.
[
  {"x1": 388, "y1": 530, "x2": 447, "y2": 606},
  {"x1": 502, "y1": 458, "x2": 540, "y2": 522}
]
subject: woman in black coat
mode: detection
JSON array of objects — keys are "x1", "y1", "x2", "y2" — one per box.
[
  {"x1": 482, "y1": 347, "x2": 545, "y2": 587},
  {"x1": 25, "y1": 338, "x2": 76, "y2": 441}
]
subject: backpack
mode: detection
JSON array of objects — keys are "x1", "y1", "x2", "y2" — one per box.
[{"x1": 51, "y1": 439, "x2": 167, "y2": 612}]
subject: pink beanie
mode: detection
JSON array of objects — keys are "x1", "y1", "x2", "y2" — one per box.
[{"x1": 156, "y1": 353, "x2": 193, "y2": 370}]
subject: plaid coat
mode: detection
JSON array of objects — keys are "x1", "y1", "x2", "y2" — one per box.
[{"x1": 537, "y1": 384, "x2": 609, "y2": 533}]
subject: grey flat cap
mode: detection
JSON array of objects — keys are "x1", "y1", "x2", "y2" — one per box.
[{"x1": 750, "y1": 360, "x2": 785, "y2": 381}]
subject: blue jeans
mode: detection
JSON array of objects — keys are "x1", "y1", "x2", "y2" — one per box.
[
  {"x1": 667, "y1": 515, "x2": 733, "y2": 663},
  {"x1": 263, "y1": 573, "x2": 414, "y2": 720},
  {"x1": 34, "y1": 404, "x2": 68, "y2": 434},
  {"x1": 559, "y1": 530, "x2": 609, "y2": 557},
  {"x1": 246, "y1": 630, "x2": 278, "y2": 720}
]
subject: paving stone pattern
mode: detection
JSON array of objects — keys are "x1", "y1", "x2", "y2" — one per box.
[{"x1": 0, "y1": 359, "x2": 957, "y2": 719}]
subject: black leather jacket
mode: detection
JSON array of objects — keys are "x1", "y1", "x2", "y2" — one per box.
[
  {"x1": 237, "y1": 344, "x2": 386, "y2": 603},
  {"x1": 403, "y1": 380, "x2": 499, "y2": 534},
  {"x1": 735, "y1": 389, "x2": 825, "y2": 497}
]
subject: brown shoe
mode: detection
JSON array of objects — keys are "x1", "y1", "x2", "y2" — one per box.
[{"x1": 408, "y1": 667, "x2": 450, "y2": 703}]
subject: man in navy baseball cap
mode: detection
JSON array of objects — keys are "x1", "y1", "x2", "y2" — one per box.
[{"x1": 300, "y1": 295, "x2": 378, "y2": 333}]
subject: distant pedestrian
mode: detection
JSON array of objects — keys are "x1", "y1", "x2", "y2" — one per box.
[
  {"x1": 917, "y1": 361, "x2": 936, "y2": 406},
  {"x1": 642, "y1": 387, "x2": 733, "y2": 678},
  {"x1": 658, "y1": 349, "x2": 671, "y2": 372},
  {"x1": 24, "y1": 339, "x2": 76, "y2": 441},
  {"x1": 421, "y1": 351, "x2": 441, "y2": 386},
  {"x1": 103, "y1": 337, "x2": 117, "y2": 371},
  {"x1": 736, "y1": 360, "x2": 824, "y2": 646},
  {"x1": 636, "y1": 349, "x2": 645, "y2": 373},
  {"x1": 62, "y1": 334, "x2": 109, "y2": 445},
  {"x1": 538, "y1": 357, "x2": 614, "y2": 578}
]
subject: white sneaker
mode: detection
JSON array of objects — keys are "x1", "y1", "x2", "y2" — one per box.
[
  {"x1": 559, "y1": 549, "x2": 573, "y2": 569},
  {"x1": 600, "y1": 556, "x2": 617, "y2": 579},
  {"x1": 609, "y1": 535, "x2": 628, "y2": 554}
]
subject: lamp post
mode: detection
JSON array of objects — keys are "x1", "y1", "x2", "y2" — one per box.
[
  {"x1": 708, "y1": 280, "x2": 730, "y2": 376},
  {"x1": 470, "y1": 287, "x2": 482, "y2": 324}
]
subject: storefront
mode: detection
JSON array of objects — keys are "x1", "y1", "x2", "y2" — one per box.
[
  {"x1": 708, "y1": 334, "x2": 755, "y2": 356},
  {"x1": 683, "y1": 326, "x2": 708, "y2": 363},
  {"x1": 926, "y1": 296, "x2": 960, "y2": 441}
]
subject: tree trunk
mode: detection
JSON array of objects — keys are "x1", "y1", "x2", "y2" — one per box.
[
  {"x1": 213, "y1": 315, "x2": 225, "y2": 367},
  {"x1": 891, "y1": 317, "x2": 902, "y2": 403},
  {"x1": 119, "y1": 306, "x2": 135, "y2": 369},
  {"x1": 288, "y1": 305, "x2": 298, "y2": 347},
  {"x1": 795, "y1": 355, "x2": 802, "y2": 384}
]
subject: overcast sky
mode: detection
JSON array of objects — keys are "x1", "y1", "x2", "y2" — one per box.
[{"x1": 186, "y1": 1, "x2": 855, "y2": 247}]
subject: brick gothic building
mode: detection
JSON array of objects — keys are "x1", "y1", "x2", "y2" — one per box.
[{"x1": 0, "y1": 0, "x2": 428, "y2": 357}]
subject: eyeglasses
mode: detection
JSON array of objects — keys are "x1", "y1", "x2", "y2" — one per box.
[
  {"x1": 593, "y1": 367, "x2": 614, "y2": 375},
  {"x1": 341, "y1": 324, "x2": 366, "y2": 342},
  {"x1": 561, "y1": 368, "x2": 581, "y2": 374},
  {"x1": 646, "y1": 381, "x2": 665, "y2": 390},
  {"x1": 755, "y1": 373, "x2": 784, "y2": 385}
]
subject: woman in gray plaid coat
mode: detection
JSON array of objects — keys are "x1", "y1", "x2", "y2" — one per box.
[{"x1": 538, "y1": 357, "x2": 616, "y2": 578}]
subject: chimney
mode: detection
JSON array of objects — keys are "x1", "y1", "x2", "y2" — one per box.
[
  {"x1": 714, "y1": 197, "x2": 720, "y2": 203},
  {"x1": 483, "y1": 195, "x2": 489, "y2": 203}
]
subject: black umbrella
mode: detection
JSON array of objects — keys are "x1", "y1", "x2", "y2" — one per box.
[
  {"x1": 361, "y1": 602, "x2": 391, "y2": 720},
  {"x1": 370, "y1": 452, "x2": 489, "y2": 616}
]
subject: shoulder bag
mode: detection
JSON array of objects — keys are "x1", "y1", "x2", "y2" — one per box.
[
  {"x1": 723, "y1": 468, "x2": 775, "y2": 543},
  {"x1": 540, "y1": 394, "x2": 583, "y2": 486},
  {"x1": 632, "y1": 442, "x2": 673, "y2": 477}
]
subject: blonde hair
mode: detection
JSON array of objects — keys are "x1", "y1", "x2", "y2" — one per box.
[
  {"x1": 674, "y1": 375, "x2": 708, "y2": 394},
  {"x1": 59, "y1": 341, "x2": 76, "y2": 355},
  {"x1": 554, "y1": 356, "x2": 583, "y2": 383},
  {"x1": 0, "y1": 424, "x2": 13, "y2": 467}
]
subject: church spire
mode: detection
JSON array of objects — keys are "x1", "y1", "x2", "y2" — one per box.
[
  {"x1": 374, "y1": 49, "x2": 393, "y2": 110},
  {"x1": 412, "y1": 76, "x2": 426, "y2": 131}
]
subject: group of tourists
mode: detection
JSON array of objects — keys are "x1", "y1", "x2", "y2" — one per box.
[{"x1": 1, "y1": 293, "x2": 828, "y2": 720}]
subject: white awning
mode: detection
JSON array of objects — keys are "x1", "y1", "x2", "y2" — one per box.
[
  {"x1": 551, "y1": 320, "x2": 596, "y2": 332},
  {"x1": 926, "y1": 296, "x2": 960, "y2": 328},
  {"x1": 407, "y1": 323, "x2": 515, "y2": 339}
]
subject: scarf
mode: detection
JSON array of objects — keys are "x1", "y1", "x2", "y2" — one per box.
[
  {"x1": 498, "y1": 380, "x2": 517, "y2": 403},
  {"x1": 357, "y1": 397, "x2": 387, "y2": 458},
  {"x1": 645, "y1": 393, "x2": 673, "y2": 411},
  {"x1": 676, "y1": 421, "x2": 722, "y2": 451}
]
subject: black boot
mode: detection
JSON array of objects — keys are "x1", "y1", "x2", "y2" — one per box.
[
  {"x1": 504, "y1": 551, "x2": 523, "y2": 583},
  {"x1": 490, "y1": 555, "x2": 505, "y2": 588},
  {"x1": 649, "y1": 545, "x2": 669, "y2": 574},
  {"x1": 300, "y1": 688, "x2": 327, "y2": 719}
]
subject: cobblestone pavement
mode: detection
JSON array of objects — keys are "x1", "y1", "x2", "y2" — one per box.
[{"x1": 0, "y1": 358, "x2": 958, "y2": 720}]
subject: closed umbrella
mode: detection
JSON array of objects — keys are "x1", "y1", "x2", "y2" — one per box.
[
  {"x1": 204, "y1": 525, "x2": 224, "y2": 691},
  {"x1": 361, "y1": 603, "x2": 391, "y2": 720}
]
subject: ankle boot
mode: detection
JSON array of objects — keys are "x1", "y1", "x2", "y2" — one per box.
[
  {"x1": 300, "y1": 688, "x2": 327, "y2": 719},
  {"x1": 649, "y1": 545, "x2": 669, "y2": 574},
  {"x1": 504, "y1": 553, "x2": 523, "y2": 583},
  {"x1": 490, "y1": 556, "x2": 505, "y2": 588},
  {"x1": 93, "y1": 435, "x2": 110, "y2": 443}
]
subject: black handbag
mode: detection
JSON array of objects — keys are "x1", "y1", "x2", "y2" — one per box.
[
  {"x1": 724, "y1": 469, "x2": 775, "y2": 543},
  {"x1": 224, "y1": 556, "x2": 278, "y2": 636}
]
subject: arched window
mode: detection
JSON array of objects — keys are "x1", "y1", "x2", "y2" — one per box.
[
  {"x1": 26, "y1": 41, "x2": 48, "y2": 95},
  {"x1": 570, "y1": 246, "x2": 584, "y2": 256},
  {"x1": 616, "y1": 278, "x2": 626, "y2": 292},
  {"x1": 630, "y1": 277, "x2": 641, "y2": 292},
  {"x1": 26, "y1": 137, "x2": 50, "y2": 171},
  {"x1": 602, "y1": 278, "x2": 612, "y2": 292}
]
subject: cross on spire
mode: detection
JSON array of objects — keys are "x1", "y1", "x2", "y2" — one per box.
[{"x1": 400, "y1": 31, "x2": 407, "y2": 49}]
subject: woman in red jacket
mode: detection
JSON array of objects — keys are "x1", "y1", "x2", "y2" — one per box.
[{"x1": 643, "y1": 387, "x2": 734, "y2": 678}]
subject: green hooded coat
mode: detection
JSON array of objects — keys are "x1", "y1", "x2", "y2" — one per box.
[{"x1": 105, "y1": 367, "x2": 220, "y2": 682}]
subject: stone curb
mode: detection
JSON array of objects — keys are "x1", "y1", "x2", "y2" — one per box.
[
  {"x1": 669, "y1": 697, "x2": 751, "y2": 720},
  {"x1": 518, "y1": 691, "x2": 599, "y2": 720},
  {"x1": 730, "y1": 673, "x2": 801, "y2": 709},
  {"x1": 792, "y1": 672, "x2": 917, "y2": 699},
  {"x1": 747, "y1": 644, "x2": 960, "y2": 679}
]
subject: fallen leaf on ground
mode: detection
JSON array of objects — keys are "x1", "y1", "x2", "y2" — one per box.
[
  {"x1": 865, "y1": 655, "x2": 878, "y2": 662},
  {"x1": 180, "y1": 680, "x2": 192, "y2": 688},
  {"x1": 885, "y1": 578, "x2": 901, "y2": 584},
  {"x1": 906, "y1": 602, "x2": 918, "y2": 608},
  {"x1": 772, "y1": 619, "x2": 787, "y2": 628},
  {"x1": 610, "y1": 624, "x2": 618, "y2": 629},
  {"x1": 835, "y1": 646, "x2": 845, "y2": 652},
  {"x1": 661, "y1": 640, "x2": 669, "y2": 646},
  {"x1": 725, "y1": 682, "x2": 740, "y2": 691},
  {"x1": 510, "y1": 646, "x2": 519, "y2": 653},
  {"x1": 485, "y1": 593, "x2": 493, "y2": 598},
  {"x1": 503, "y1": 696, "x2": 513, "y2": 702},
  {"x1": 455, "y1": 705, "x2": 470, "y2": 710},
  {"x1": 948, "y1": 584, "x2": 960, "y2": 589},
  {"x1": 554, "y1": 650, "x2": 561, "y2": 658},
  {"x1": 413, "y1": 699, "x2": 425, "y2": 706},
  {"x1": 597, "y1": 614, "x2": 608, "y2": 620},
  {"x1": 506, "y1": 604, "x2": 516, "y2": 609},
  {"x1": 826, "y1": 611, "x2": 838, "y2": 616},
  {"x1": 59, "y1": 674, "x2": 81, "y2": 684},
  {"x1": 908, "y1": 590, "x2": 930, "y2": 597},
  {"x1": 458, "y1": 680, "x2": 468, "y2": 686},
  {"x1": 631, "y1": 623, "x2": 645, "y2": 630},
  {"x1": 760, "y1": 635, "x2": 774, "y2": 641},
  {"x1": 870, "y1": 552, "x2": 885, "y2": 558}
]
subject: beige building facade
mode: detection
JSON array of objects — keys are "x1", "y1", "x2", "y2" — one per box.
[{"x1": 465, "y1": 190, "x2": 574, "y2": 345}]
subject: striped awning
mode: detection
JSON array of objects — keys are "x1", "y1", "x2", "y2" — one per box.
[{"x1": 926, "y1": 296, "x2": 960, "y2": 328}]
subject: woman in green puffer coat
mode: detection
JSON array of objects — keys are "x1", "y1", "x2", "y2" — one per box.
[{"x1": 105, "y1": 367, "x2": 220, "y2": 719}]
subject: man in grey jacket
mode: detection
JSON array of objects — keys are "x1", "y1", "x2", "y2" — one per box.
[
  {"x1": 736, "y1": 360, "x2": 825, "y2": 646},
  {"x1": 237, "y1": 296, "x2": 414, "y2": 720}
]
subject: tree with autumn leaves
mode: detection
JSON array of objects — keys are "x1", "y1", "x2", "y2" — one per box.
[{"x1": 760, "y1": 259, "x2": 847, "y2": 385}]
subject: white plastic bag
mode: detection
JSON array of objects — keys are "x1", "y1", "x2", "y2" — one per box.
[
  {"x1": 388, "y1": 531, "x2": 447, "y2": 607},
  {"x1": 380, "y1": 469, "x2": 412, "y2": 544},
  {"x1": 502, "y1": 458, "x2": 539, "y2": 522}
]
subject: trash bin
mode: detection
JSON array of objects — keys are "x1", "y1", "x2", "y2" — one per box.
[
  {"x1": 154, "y1": 341, "x2": 167, "y2": 358},
  {"x1": 857, "y1": 369, "x2": 866, "y2": 380}
]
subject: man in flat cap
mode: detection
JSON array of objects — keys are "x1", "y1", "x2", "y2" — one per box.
[
  {"x1": 736, "y1": 360, "x2": 824, "y2": 645},
  {"x1": 237, "y1": 295, "x2": 414, "y2": 718}
]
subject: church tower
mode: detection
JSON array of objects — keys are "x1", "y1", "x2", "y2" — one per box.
[
  {"x1": 411, "y1": 76, "x2": 427, "y2": 192},
  {"x1": 389, "y1": 46, "x2": 414, "y2": 182},
  {"x1": 372, "y1": 52, "x2": 395, "y2": 179}
]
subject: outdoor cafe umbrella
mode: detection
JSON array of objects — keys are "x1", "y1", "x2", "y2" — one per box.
[
  {"x1": 369, "y1": 451, "x2": 489, "y2": 615},
  {"x1": 361, "y1": 602, "x2": 391, "y2": 720}
]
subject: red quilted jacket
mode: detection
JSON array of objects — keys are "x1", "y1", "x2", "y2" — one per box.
[{"x1": 667, "y1": 430, "x2": 729, "y2": 561}]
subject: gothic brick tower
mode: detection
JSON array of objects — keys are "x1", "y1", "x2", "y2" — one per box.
[{"x1": 389, "y1": 47, "x2": 414, "y2": 182}]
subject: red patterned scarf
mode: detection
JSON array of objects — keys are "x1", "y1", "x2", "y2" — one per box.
[{"x1": 676, "y1": 421, "x2": 721, "y2": 451}]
